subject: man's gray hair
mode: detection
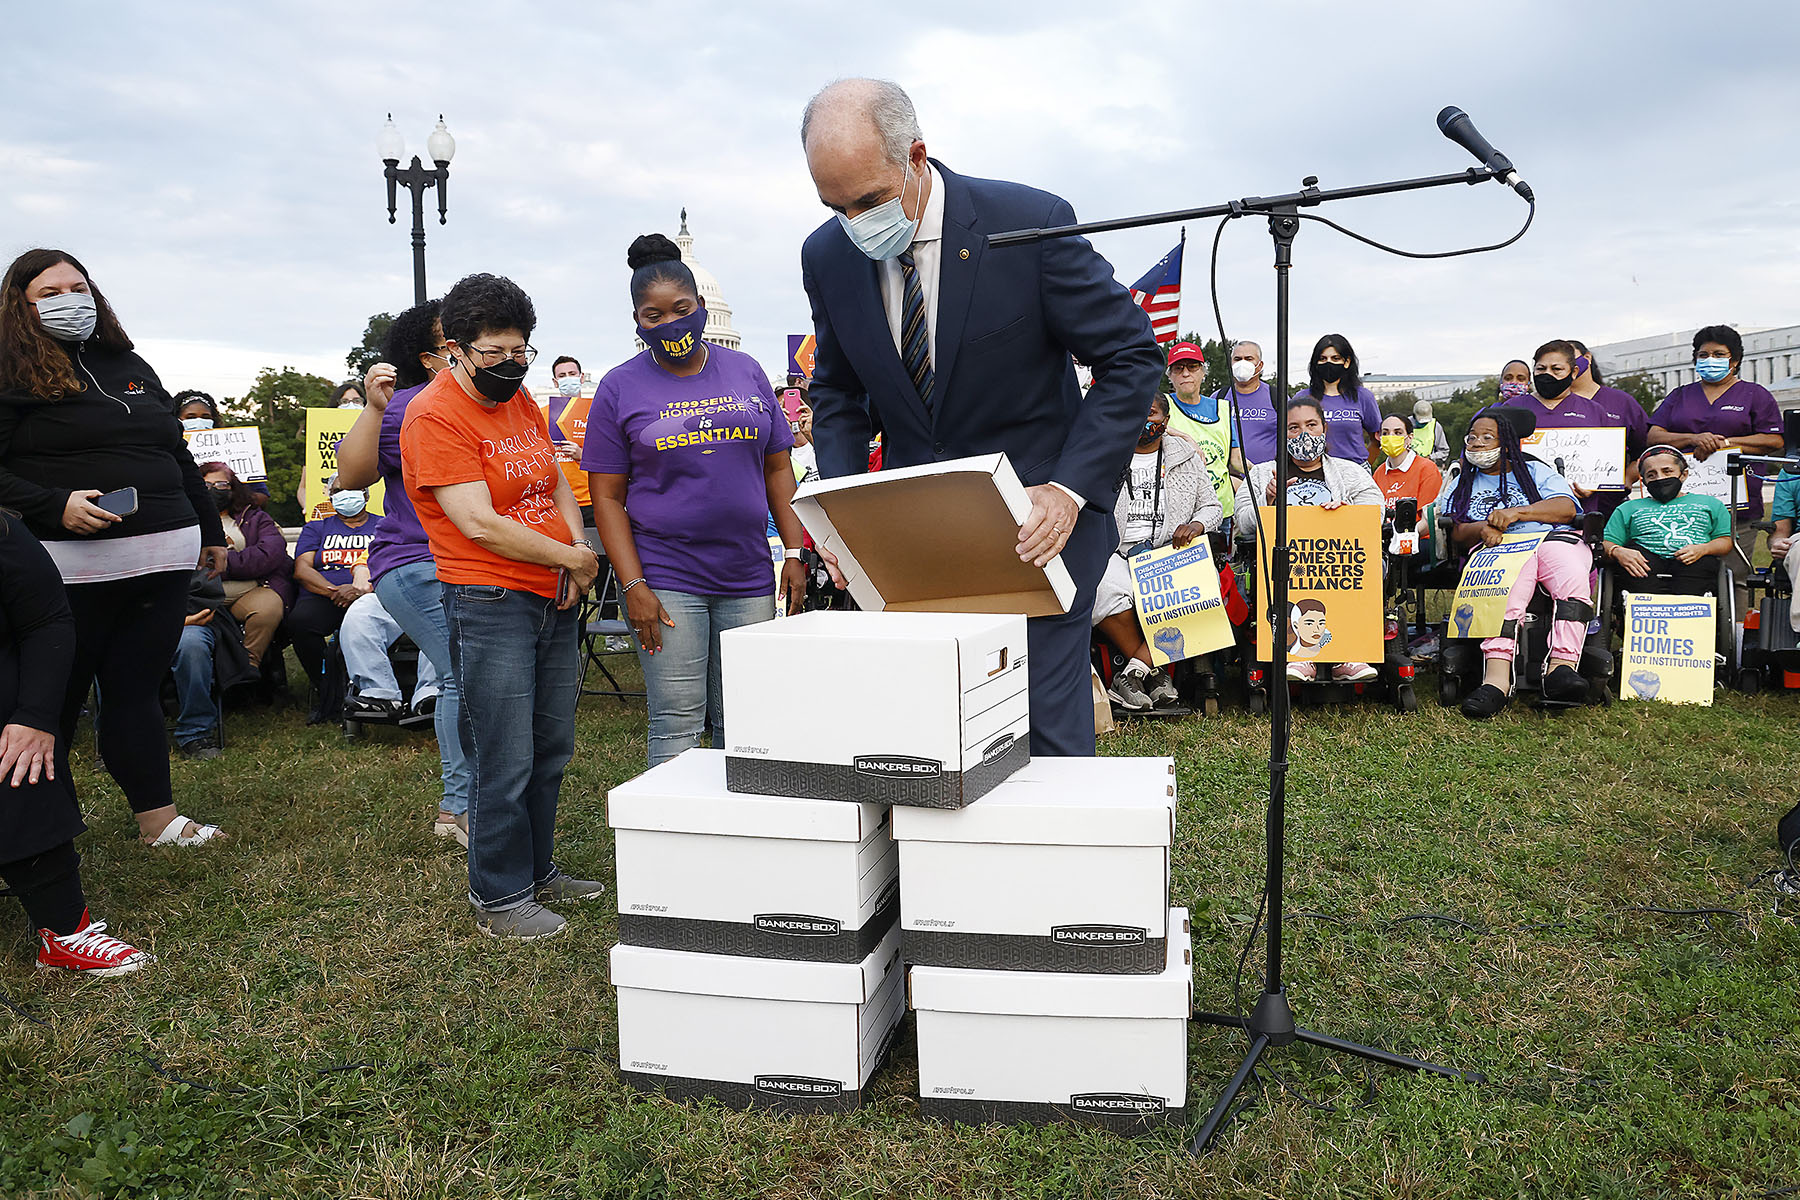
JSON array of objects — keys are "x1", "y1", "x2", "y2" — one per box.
[
  {"x1": 801, "y1": 79, "x2": 922, "y2": 165},
  {"x1": 1232, "y1": 339, "x2": 1263, "y2": 357}
]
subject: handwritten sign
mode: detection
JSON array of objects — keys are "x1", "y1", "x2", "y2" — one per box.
[
  {"x1": 1521, "y1": 427, "x2": 1625, "y2": 490},
  {"x1": 184, "y1": 426, "x2": 266, "y2": 482}
]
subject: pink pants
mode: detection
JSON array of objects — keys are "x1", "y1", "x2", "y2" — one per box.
[{"x1": 1481, "y1": 536, "x2": 1592, "y2": 664}]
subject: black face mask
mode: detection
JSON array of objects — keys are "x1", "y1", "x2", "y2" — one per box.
[
  {"x1": 463, "y1": 358, "x2": 529, "y2": 403},
  {"x1": 210, "y1": 488, "x2": 232, "y2": 511},
  {"x1": 1138, "y1": 421, "x2": 1166, "y2": 447},
  {"x1": 1535, "y1": 372, "x2": 1573, "y2": 399},
  {"x1": 1646, "y1": 476, "x2": 1683, "y2": 503},
  {"x1": 1313, "y1": 362, "x2": 1346, "y2": 385}
]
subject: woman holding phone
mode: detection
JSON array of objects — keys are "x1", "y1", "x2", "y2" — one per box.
[{"x1": 0, "y1": 248, "x2": 228, "y2": 849}]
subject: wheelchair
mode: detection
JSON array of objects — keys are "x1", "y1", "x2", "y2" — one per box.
[
  {"x1": 1234, "y1": 506, "x2": 1420, "y2": 715},
  {"x1": 1435, "y1": 512, "x2": 1614, "y2": 711},
  {"x1": 1735, "y1": 450, "x2": 1800, "y2": 695},
  {"x1": 1594, "y1": 548, "x2": 1737, "y2": 697}
]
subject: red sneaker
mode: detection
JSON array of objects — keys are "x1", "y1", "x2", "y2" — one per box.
[{"x1": 37, "y1": 911, "x2": 152, "y2": 978}]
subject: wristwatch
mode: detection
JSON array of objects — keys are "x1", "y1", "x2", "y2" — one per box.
[{"x1": 782, "y1": 548, "x2": 804, "y2": 561}]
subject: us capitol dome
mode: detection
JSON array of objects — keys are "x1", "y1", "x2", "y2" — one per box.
[{"x1": 633, "y1": 208, "x2": 741, "y2": 353}]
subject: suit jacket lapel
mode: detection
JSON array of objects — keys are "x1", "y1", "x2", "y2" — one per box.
[
  {"x1": 931, "y1": 162, "x2": 981, "y2": 431},
  {"x1": 834, "y1": 237, "x2": 931, "y2": 431}
]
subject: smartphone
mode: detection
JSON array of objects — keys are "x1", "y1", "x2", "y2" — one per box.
[
  {"x1": 95, "y1": 487, "x2": 139, "y2": 517},
  {"x1": 555, "y1": 567, "x2": 575, "y2": 608}
]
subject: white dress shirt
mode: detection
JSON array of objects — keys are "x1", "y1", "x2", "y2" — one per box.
[{"x1": 875, "y1": 164, "x2": 1085, "y2": 509}]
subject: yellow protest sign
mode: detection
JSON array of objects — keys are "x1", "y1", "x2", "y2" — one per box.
[
  {"x1": 1255, "y1": 505, "x2": 1384, "y2": 663},
  {"x1": 303, "y1": 408, "x2": 386, "y2": 522},
  {"x1": 1130, "y1": 539, "x2": 1234, "y2": 666},
  {"x1": 1621, "y1": 593, "x2": 1715, "y2": 705},
  {"x1": 1449, "y1": 531, "x2": 1548, "y2": 638}
]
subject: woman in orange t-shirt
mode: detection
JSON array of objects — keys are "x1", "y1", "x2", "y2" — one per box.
[
  {"x1": 1373, "y1": 413, "x2": 1443, "y2": 533},
  {"x1": 399, "y1": 272, "x2": 602, "y2": 943}
]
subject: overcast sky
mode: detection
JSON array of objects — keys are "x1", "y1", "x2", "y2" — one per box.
[{"x1": 6, "y1": 0, "x2": 1797, "y2": 401}]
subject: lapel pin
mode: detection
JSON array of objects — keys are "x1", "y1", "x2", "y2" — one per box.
[{"x1": 959, "y1": 248, "x2": 970, "y2": 259}]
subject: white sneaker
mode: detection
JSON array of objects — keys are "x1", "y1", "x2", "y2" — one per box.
[{"x1": 1332, "y1": 662, "x2": 1378, "y2": 682}]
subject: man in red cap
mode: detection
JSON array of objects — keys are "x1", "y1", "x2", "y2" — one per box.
[{"x1": 1163, "y1": 342, "x2": 1235, "y2": 523}]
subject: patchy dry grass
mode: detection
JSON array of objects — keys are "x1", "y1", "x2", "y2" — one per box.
[{"x1": 3, "y1": 656, "x2": 1797, "y2": 1198}]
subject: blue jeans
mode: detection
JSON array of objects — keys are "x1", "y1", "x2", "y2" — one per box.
[
  {"x1": 637, "y1": 589, "x2": 773, "y2": 767},
  {"x1": 446, "y1": 583, "x2": 579, "y2": 911},
  {"x1": 375, "y1": 561, "x2": 470, "y2": 816},
  {"x1": 170, "y1": 621, "x2": 217, "y2": 743}
]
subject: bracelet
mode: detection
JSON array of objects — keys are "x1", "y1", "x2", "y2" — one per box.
[
  {"x1": 621, "y1": 577, "x2": 647, "y2": 595},
  {"x1": 782, "y1": 548, "x2": 804, "y2": 560}
]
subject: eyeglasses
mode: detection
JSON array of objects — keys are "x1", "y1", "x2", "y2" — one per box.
[
  {"x1": 1695, "y1": 350, "x2": 1732, "y2": 360},
  {"x1": 1464, "y1": 433, "x2": 1499, "y2": 447},
  {"x1": 460, "y1": 344, "x2": 538, "y2": 367}
]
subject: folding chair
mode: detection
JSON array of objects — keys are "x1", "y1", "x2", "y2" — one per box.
[{"x1": 579, "y1": 530, "x2": 645, "y2": 701}]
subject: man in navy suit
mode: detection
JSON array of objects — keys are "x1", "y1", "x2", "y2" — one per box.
[{"x1": 800, "y1": 79, "x2": 1163, "y2": 756}]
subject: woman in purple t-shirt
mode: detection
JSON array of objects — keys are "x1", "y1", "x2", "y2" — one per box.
[
  {"x1": 584, "y1": 235, "x2": 809, "y2": 767},
  {"x1": 1300, "y1": 333, "x2": 1383, "y2": 463},
  {"x1": 1648, "y1": 324, "x2": 1784, "y2": 520}
]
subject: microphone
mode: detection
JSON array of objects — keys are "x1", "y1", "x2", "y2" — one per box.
[{"x1": 1436, "y1": 106, "x2": 1533, "y2": 202}]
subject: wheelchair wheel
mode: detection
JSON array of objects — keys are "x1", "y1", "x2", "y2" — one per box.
[
  {"x1": 1396, "y1": 684, "x2": 1419, "y2": 713},
  {"x1": 342, "y1": 718, "x2": 363, "y2": 740},
  {"x1": 1203, "y1": 697, "x2": 1220, "y2": 717},
  {"x1": 1246, "y1": 688, "x2": 1267, "y2": 716},
  {"x1": 1740, "y1": 668, "x2": 1763, "y2": 696},
  {"x1": 1437, "y1": 671, "x2": 1461, "y2": 708}
]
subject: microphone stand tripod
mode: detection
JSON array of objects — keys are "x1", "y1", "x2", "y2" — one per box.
[{"x1": 990, "y1": 165, "x2": 1506, "y2": 1155}]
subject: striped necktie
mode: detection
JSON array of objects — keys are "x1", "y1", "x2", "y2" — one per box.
[{"x1": 897, "y1": 250, "x2": 934, "y2": 413}]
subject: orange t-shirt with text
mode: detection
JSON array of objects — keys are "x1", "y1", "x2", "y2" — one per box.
[
  {"x1": 1372, "y1": 453, "x2": 1443, "y2": 511},
  {"x1": 400, "y1": 373, "x2": 573, "y2": 599},
  {"x1": 556, "y1": 395, "x2": 594, "y2": 507}
]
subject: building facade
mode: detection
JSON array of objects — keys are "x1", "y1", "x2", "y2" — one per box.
[{"x1": 1587, "y1": 323, "x2": 1800, "y2": 404}]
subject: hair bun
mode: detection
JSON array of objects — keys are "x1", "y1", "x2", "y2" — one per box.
[{"x1": 627, "y1": 234, "x2": 683, "y2": 271}]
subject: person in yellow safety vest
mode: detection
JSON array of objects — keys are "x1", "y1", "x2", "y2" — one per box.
[
  {"x1": 1162, "y1": 341, "x2": 1235, "y2": 520},
  {"x1": 1410, "y1": 398, "x2": 1451, "y2": 467}
]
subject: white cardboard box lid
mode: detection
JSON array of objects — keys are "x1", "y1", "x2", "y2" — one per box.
[
  {"x1": 890, "y1": 757, "x2": 1177, "y2": 847},
  {"x1": 909, "y1": 908, "x2": 1192, "y2": 1018},
  {"x1": 611, "y1": 921, "x2": 901, "y2": 1004},
  {"x1": 722, "y1": 608, "x2": 1022, "y2": 646},
  {"x1": 608, "y1": 749, "x2": 885, "y2": 841},
  {"x1": 793, "y1": 453, "x2": 1075, "y2": 618}
]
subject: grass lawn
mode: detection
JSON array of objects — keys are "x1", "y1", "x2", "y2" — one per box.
[{"x1": 3, "y1": 654, "x2": 1797, "y2": 1199}]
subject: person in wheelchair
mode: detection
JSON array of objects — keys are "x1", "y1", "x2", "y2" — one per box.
[
  {"x1": 1093, "y1": 395, "x2": 1223, "y2": 711},
  {"x1": 1234, "y1": 396, "x2": 1384, "y2": 683},
  {"x1": 1600, "y1": 447, "x2": 1733, "y2": 596},
  {"x1": 1439, "y1": 406, "x2": 1591, "y2": 718},
  {"x1": 339, "y1": 591, "x2": 442, "y2": 724},
  {"x1": 1768, "y1": 463, "x2": 1800, "y2": 631}
]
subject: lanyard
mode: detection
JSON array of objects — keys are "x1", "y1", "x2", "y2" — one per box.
[{"x1": 1126, "y1": 442, "x2": 1165, "y2": 536}]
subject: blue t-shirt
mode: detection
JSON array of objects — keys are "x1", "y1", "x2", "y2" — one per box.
[
  {"x1": 1435, "y1": 459, "x2": 1577, "y2": 533},
  {"x1": 294, "y1": 513, "x2": 380, "y2": 585}
]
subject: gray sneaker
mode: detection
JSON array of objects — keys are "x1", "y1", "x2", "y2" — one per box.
[
  {"x1": 473, "y1": 901, "x2": 568, "y2": 941},
  {"x1": 536, "y1": 874, "x2": 607, "y2": 903},
  {"x1": 1107, "y1": 671, "x2": 1154, "y2": 711},
  {"x1": 1144, "y1": 667, "x2": 1181, "y2": 707}
]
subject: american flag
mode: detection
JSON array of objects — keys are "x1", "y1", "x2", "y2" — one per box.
[{"x1": 1128, "y1": 241, "x2": 1183, "y2": 345}]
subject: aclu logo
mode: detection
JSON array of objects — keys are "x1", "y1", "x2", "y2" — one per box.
[
  {"x1": 1069, "y1": 1092, "x2": 1166, "y2": 1116},
  {"x1": 1050, "y1": 924, "x2": 1147, "y2": 947},
  {"x1": 754, "y1": 1075, "x2": 844, "y2": 1098},
  {"x1": 754, "y1": 913, "x2": 842, "y2": 937},
  {"x1": 979, "y1": 733, "x2": 1016, "y2": 765},
  {"x1": 853, "y1": 755, "x2": 943, "y2": 779}
]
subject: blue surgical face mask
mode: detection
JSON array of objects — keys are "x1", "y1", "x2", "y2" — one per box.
[
  {"x1": 33, "y1": 291, "x2": 98, "y2": 342},
  {"x1": 1695, "y1": 357, "x2": 1731, "y2": 383},
  {"x1": 555, "y1": 375, "x2": 582, "y2": 398},
  {"x1": 835, "y1": 163, "x2": 922, "y2": 261},
  {"x1": 182, "y1": 417, "x2": 215, "y2": 431},
  {"x1": 331, "y1": 491, "x2": 368, "y2": 518}
]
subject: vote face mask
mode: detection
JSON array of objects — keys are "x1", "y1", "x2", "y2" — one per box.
[
  {"x1": 1287, "y1": 431, "x2": 1327, "y2": 462},
  {"x1": 836, "y1": 164, "x2": 922, "y2": 261},
  {"x1": 182, "y1": 417, "x2": 215, "y2": 431},
  {"x1": 331, "y1": 490, "x2": 368, "y2": 517},
  {"x1": 640, "y1": 307, "x2": 708, "y2": 368},
  {"x1": 33, "y1": 291, "x2": 98, "y2": 342},
  {"x1": 1312, "y1": 361, "x2": 1346, "y2": 386},
  {"x1": 1231, "y1": 360, "x2": 1259, "y2": 384},
  {"x1": 1695, "y1": 357, "x2": 1732, "y2": 382},
  {"x1": 1379, "y1": 434, "x2": 1410, "y2": 459},
  {"x1": 555, "y1": 375, "x2": 583, "y2": 398},
  {"x1": 1534, "y1": 372, "x2": 1573, "y2": 399},
  {"x1": 1499, "y1": 381, "x2": 1530, "y2": 402},
  {"x1": 1646, "y1": 475, "x2": 1683, "y2": 503}
]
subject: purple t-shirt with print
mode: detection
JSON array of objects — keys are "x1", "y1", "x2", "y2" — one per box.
[
  {"x1": 581, "y1": 345, "x2": 793, "y2": 597},
  {"x1": 364, "y1": 383, "x2": 433, "y2": 582},
  {"x1": 1652, "y1": 380, "x2": 1783, "y2": 518},
  {"x1": 1223, "y1": 383, "x2": 1278, "y2": 465}
]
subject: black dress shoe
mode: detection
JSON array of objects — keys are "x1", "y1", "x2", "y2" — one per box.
[{"x1": 1460, "y1": 683, "x2": 1510, "y2": 719}]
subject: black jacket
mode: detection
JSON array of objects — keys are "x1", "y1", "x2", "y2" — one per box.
[
  {"x1": 0, "y1": 517, "x2": 84, "y2": 862},
  {"x1": 0, "y1": 342, "x2": 225, "y2": 548}
]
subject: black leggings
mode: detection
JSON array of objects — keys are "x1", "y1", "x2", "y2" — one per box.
[
  {"x1": 286, "y1": 591, "x2": 348, "y2": 689},
  {"x1": 59, "y1": 569, "x2": 190, "y2": 815},
  {"x1": 0, "y1": 841, "x2": 86, "y2": 936}
]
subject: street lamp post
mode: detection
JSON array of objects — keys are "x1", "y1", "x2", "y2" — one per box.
[{"x1": 378, "y1": 114, "x2": 456, "y2": 306}]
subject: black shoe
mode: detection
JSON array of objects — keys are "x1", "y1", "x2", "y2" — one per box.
[
  {"x1": 412, "y1": 694, "x2": 438, "y2": 718},
  {"x1": 1460, "y1": 684, "x2": 1510, "y2": 720},
  {"x1": 344, "y1": 695, "x2": 404, "y2": 722},
  {"x1": 177, "y1": 737, "x2": 221, "y2": 760},
  {"x1": 1542, "y1": 664, "x2": 1588, "y2": 703}
]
